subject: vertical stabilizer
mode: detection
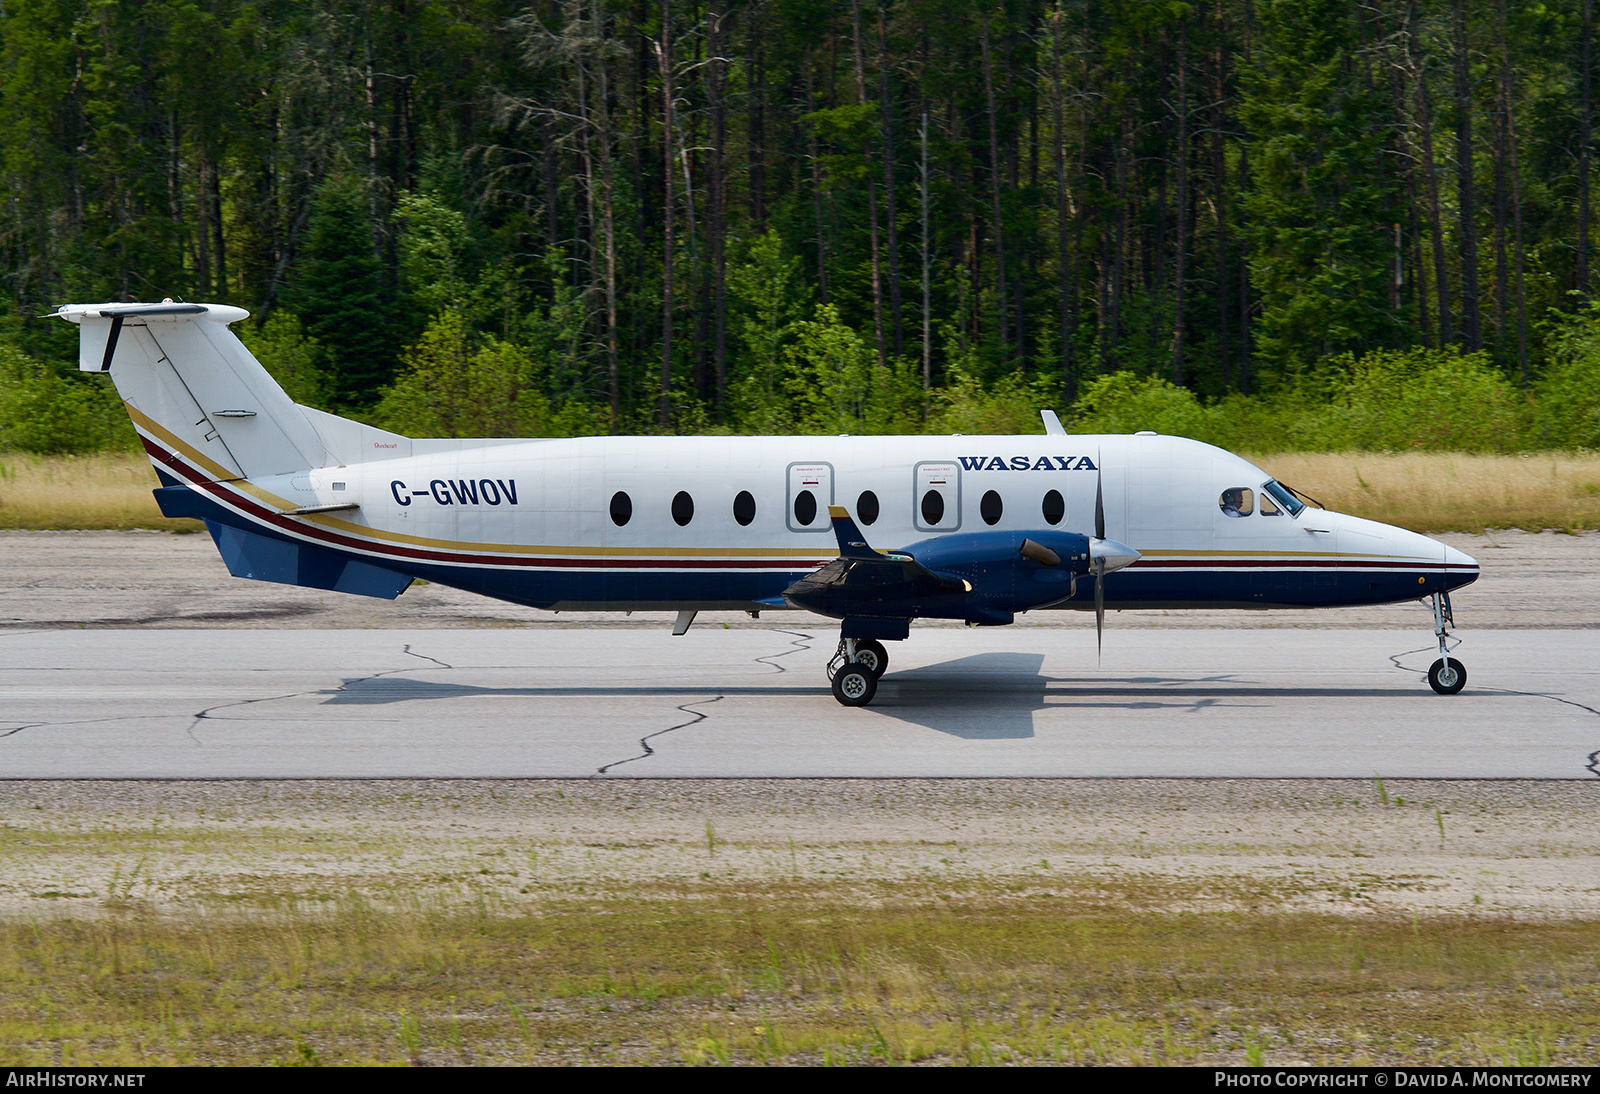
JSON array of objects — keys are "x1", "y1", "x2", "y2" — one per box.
[{"x1": 55, "y1": 302, "x2": 337, "y2": 481}]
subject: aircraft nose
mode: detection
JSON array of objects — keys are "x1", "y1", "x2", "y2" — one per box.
[
  {"x1": 1443, "y1": 542, "x2": 1477, "y2": 568},
  {"x1": 1090, "y1": 537, "x2": 1141, "y2": 574},
  {"x1": 1441, "y1": 541, "x2": 1480, "y2": 589}
]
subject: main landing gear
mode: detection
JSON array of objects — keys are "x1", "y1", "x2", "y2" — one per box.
[
  {"x1": 827, "y1": 637, "x2": 889, "y2": 707},
  {"x1": 1426, "y1": 590, "x2": 1466, "y2": 695}
]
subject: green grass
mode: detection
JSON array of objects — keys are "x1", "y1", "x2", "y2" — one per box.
[{"x1": 3, "y1": 879, "x2": 1596, "y2": 1065}]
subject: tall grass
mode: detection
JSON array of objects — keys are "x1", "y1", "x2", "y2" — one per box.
[
  {"x1": 1254, "y1": 451, "x2": 1600, "y2": 532},
  {"x1": 4, "y1": 449, "x2": 1599, "y2": 533},
  {"x1": 0, "y1": 453, "x2": 198, "y2": 531}
]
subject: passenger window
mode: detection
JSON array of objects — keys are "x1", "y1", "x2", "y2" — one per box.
[
  {"x1": 733, "y1": 490, "x2": 756, "y2": 526},
  {"x1": 1260, "y1": 493, "x2": 1281, "y2": 516},
  {"x1": 920, "y1": 490, "x2": 945, "y2": 526},
  {"x1": 610, "y1": 491, "x2": 632, "y2": 526},
  {"x1": 793, "y1": 489, "x2": 818, "y2": 526},
  {"x1": 1041, "y1": 489, "x2": 1065, "y2": 526},
  {"x1": 672, "y1": 491, "x2": 694, "y2": 526},
  {"x1": 1219, "y1": 487, "x2": 1254, "y2": 518},
  {"x1": 980, "y1": 490, "x2": 1003, "y2": 525},
  {"x1": 856, "y1": 490, "x2": 880, "y2": 526}
]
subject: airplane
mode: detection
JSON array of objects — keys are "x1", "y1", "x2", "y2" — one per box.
[{"x1": 54, "y1": 300, "x2": 1480, "y2": 706}]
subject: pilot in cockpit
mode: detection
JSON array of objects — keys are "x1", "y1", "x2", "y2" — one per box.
[{"x1": 1220, "y1": 487, "x2": 1250, "y2": 517}]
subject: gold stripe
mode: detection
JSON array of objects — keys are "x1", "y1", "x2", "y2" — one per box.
[
  {"x1": 135, "y1": 408, "x2": 839, "y2": 559},
  {"x1": 130, "y1": 404, "x2": 1435, "y2": 565},
  {"x1": 127, "y1": 403, "x2": 242, "y2": 483},
  {"x1": 1138, "y1": 548, "x2": 1423, "y2": 561}
]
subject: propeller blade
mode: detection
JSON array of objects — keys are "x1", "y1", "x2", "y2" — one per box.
[
  {"x1": 1094, "y1": 559, "x2": 1105, "y2": 658},
  {"x1": 1094, "y1": 464, "x2": 1105, "y2": 542},
  {"x1": 1094, "y1": 459, "x2": 1107, "y2": 657}
]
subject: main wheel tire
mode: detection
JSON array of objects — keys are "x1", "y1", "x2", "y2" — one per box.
[
  {"x1": 1428, "y1": 657, "x2": 1466, "y2": 695},
  {"x1": 854, "y1": 640, "x2": 889, "y2": 679},
  {"x1": 831, "y1": 662, "x2": 878, "y2": 706}
]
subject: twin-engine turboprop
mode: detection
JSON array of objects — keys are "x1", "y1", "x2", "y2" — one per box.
[{"x1": 54, "y1": 301, "x2": 1481, "y2": 707}]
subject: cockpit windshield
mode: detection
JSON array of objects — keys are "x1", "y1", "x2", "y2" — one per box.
[{"x1": 1261, "y1": 479, "x2": 1305, "y2": 517}]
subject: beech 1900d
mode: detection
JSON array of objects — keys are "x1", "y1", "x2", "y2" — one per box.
[{"x1": 55, "y1": 301, "x2": 1480, "y2": 706}]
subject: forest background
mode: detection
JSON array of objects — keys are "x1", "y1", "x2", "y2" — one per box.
[{"x1": 4, "y1": 0, "x2": 1600, "y2": 457}]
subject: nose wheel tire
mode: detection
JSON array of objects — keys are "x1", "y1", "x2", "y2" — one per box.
[
  {"x1": 1428, "y1": 657, "x2": 1466, "y2": 695},
  {"x1": 832, "y1": 662, "x2": 878, "y2": 706},
  {"x1": 853, "y1": 640, "x2": 889, "y2": 679}
]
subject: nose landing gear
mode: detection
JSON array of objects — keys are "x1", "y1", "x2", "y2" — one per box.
[{"x1": 1426, "y1": 591, "x2": 1466, "y2": 695}]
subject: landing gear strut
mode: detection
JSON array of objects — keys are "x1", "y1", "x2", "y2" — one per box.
[
  {"x1": 827, "y1": 637, "x2": 889, "y2": 706},
  {"x1": 1426, "y1": 590, "x2": 1466, "y2": 695}
]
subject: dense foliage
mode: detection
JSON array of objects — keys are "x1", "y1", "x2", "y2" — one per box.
[{"x1": 0, "y1": 0, "x2": 1597, "y2": 448}]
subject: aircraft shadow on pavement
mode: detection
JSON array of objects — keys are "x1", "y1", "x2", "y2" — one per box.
[
  {"x1": 869, "y1": 652, "x2": 1047, "y2": 739},
  {"x1": 867, "y1": 654, "x2": 1260, "y2": 738},
  {"x1": 318, "y1": 663, "x2": 1489, "y2": 739}
]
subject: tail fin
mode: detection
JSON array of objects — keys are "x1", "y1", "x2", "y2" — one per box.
[{"x1": 56, "y1": 302, "x2": 339, "y2": 482}]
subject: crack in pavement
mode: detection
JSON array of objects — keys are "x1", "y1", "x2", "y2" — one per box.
[
  {"x1": 0, "y1": 713, "x2": 198, "y2": 742},
  {"x1": 401, "y1": 643, "x2": 453, "y2": 669},
  {"x1": 754, "y1": 630, "x2": 814, "y2": 674},
  {"x1": 187, "y1": 642, "x2": 455, "y2": 742},
  {"x1": 1389, "y1": 644, "x2": 1600, "y2": 778},
  {"x1": 595, "y1": 630, "x2": 816, "y2": 774},
  {"x1": 596, "y1": 696, "x2": 723, "y2": 776}
]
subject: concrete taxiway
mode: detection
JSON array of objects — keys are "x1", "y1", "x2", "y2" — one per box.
[{"x1": 2, "y1": 627, "x2": 1596, "y2": 779}]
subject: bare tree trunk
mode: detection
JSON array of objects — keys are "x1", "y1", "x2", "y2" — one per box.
[
  {"x1": 595, "y1": 0, "x2": 621, "y2": 429},
  {"x1": 196, "y1": 154, "x2": 212, "y2": 298},
  {"x1": 1492, "y1": 19, "x2": 1509, "y2": 354},
  {"x1": 749, "y1": 5, "x2": 767, "y2": 228},
  {"x1": 980, "y1": 15, "x2": 1008, "y2": 363},
  {"x1": 1170, "y1": 17, "x2": 1189, "y2": 385},
  {"x1": 1497, "y1": 0, "x2": 1529, "y2": 382},
  {"x1": 364, "y1": 28, "x2": 382, "y2": 248},
  {"x1": 542, "y1": 116, "x2": 560, "y2": 266},
  {"x1": 1050, "y1": 2, "x2": 1074, "y2": 400},
  {"x1": 1453, "y1": 0, "x2": 1480, "y2": 350},
  {"x1": 920, "y1": 112, "x2": 932, "y2": 396},
  {"x1": 1410, "y1": 1, "x2": 1453, "y2": 347},
  {"x1": 1111, "y1": 110, "x2": 1131, "y2": 370},
  {"x1": 1582, "y1": 0, "x2": 1594, "y2": 294},
  {"x1": 876, "y1": 2, "x2": 904, "y2": 356},
  {"x1": 1236, "y1": 141, "x2": 1251, "y2": 392},
  {"x1": 806, "y1": 45, "x2": 829, "y2": 304},
  {"x1": 657, "y1": 0, "x2": 674, "y2": 428},
  {"x1": 211, "y1": 156, "x2": 226, "y2": 298},
  {"x1": 851, "y1": 0, "x2": 887, "y2": 375},
  {"x1": 1213, "y1": 0, "x2": 1230, "y2": 388},
  {"x1": 709, "y1": 0, "x2": 728, "y2": 419}
]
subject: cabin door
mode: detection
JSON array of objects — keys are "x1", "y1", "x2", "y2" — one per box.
[
  {"x1": 786, "y1": 462, "x2": 834, "y2": 532},
  {"x1": 913, "y1": 461, "x2": 962, "y2": 532}
]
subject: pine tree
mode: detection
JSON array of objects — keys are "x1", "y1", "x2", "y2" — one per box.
[{"x1": 284, "y1": 178, "x2": 398, "y2": 410}]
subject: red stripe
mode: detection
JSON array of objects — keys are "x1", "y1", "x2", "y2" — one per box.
[
  {"x1": 143, "y1": 436, "x2": 1477, "y2": 577},
  {"x1": 1130, "y1": 558, "x2": 1474, "y2": 572},
  {"x1": 145, "y1": 436, "x2": 824, "y2": 572}
]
